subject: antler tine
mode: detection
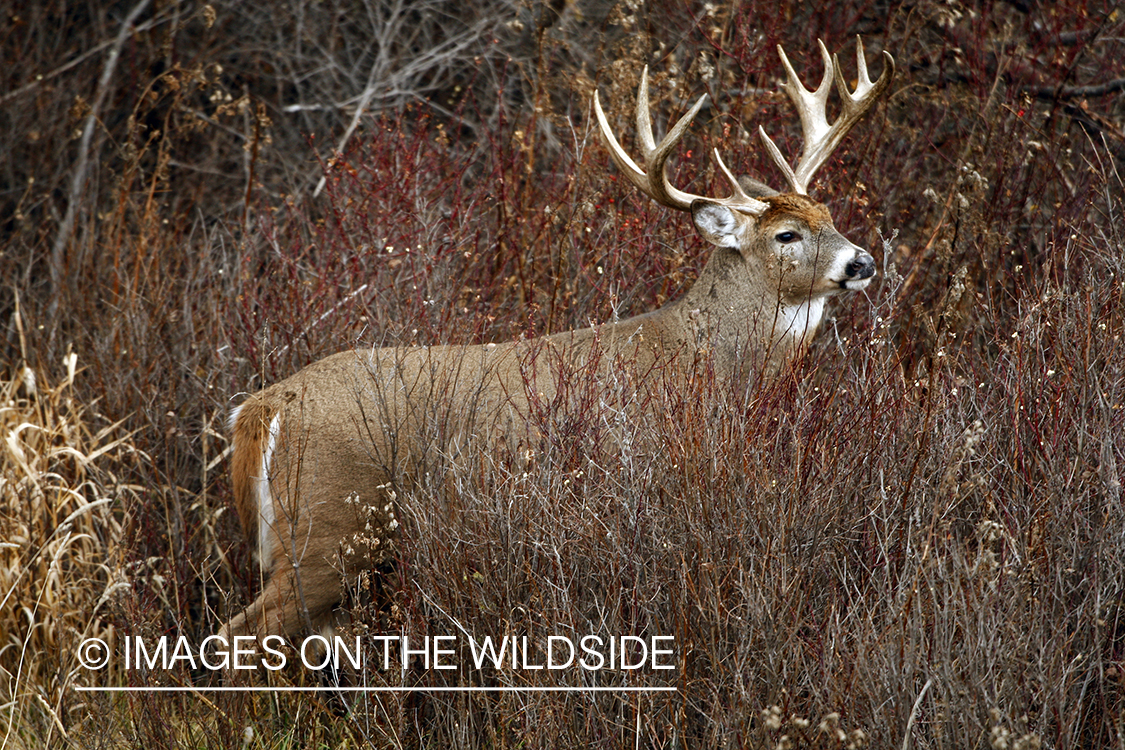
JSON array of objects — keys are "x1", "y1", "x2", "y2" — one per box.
[
  {"x1": 828, "y1": 38, "x2": 895, "y2": 135},
  {"x1": 594, "y1": 66, "x2": 768, "y2": 215},
  {"x1": 760, "y1": 36, "x2": 894, "y2": 195},
  {"x1": 781, "y1": 40, "x2": 836, "y2": 149},
  {"x1": 711, "y1": 149, "x2": 769, "y2": 212}
]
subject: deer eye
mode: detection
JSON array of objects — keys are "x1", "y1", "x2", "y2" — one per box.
[{"x1": 776, "y1": 231, "x2": 801, "y2": 244}]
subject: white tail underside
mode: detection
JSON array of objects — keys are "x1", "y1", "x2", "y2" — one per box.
[{"x1": 256, "y1": 414, "x2": 280, "y2": 573}]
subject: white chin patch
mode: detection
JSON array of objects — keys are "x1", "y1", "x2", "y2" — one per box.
[{"x1": 841, "y1": 276, "x2": 874, "y2": 291}]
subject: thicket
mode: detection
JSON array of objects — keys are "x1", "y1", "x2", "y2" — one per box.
[{"x1": 2, "y1": 0, "x2": 1123, "y2": 747}]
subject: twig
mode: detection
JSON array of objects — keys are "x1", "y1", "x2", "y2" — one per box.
[
  {"x1": 311, "y1": 80, "x2": 380, "y2": 199},
  {"x1": 271, "y1": 283, "x2": 370, "y2": 360},
  {"x1": 901, "y1": 678, "x2": 933, "y2": 750},
  {"x1": 310, "y1": 13, "x2": 495, "y2": 197},
  {"x1": 48, "y1": 0, "x2": 153, "y2": 316},
  {"x1": 0, "y1": 14, "x2": 166, "y2": 105},
  {"x1": 1025, "y1": 77, "x2": 1125, "y2": 100}
]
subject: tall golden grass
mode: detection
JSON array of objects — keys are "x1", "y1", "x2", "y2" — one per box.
[{"x1": 1, "y1": 313, "x2": 137, "y2": 746}]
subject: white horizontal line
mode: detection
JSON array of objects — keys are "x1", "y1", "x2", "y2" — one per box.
[{"x1": 76, "y1": 686, "x2": 677, "y2": 693}]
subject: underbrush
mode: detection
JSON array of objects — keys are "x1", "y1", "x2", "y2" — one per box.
[
  {"x1": 3, "y1": 0, "x2": 1124, "y2": 747},
  {"x1": 0, "y1": 343, "x2": 137, "y2": 746}
]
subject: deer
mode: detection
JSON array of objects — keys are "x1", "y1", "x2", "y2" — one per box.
[{"x1": 219, "y1": 37, "x2": 893, "y2": 641}]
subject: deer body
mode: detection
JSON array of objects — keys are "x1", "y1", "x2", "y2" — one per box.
[{"x1": 221, "y1": 39, "x2": 893, "y2": 640}]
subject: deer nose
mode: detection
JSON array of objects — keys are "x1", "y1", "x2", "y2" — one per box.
[{"x1": 845, "y1": 253, "x2": 876, "y2": 280}]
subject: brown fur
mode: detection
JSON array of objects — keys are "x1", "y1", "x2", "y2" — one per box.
[
  {"x1": 759, "y1": 194, "x2": 833, "y2": 231},
  {"x1": 229, "y1": 398, "x2": 275, "y2": 544}
]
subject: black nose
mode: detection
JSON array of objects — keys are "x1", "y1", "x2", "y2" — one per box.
[{"x1": 845, "y1": 254, "x2": 876, "y2": 279}]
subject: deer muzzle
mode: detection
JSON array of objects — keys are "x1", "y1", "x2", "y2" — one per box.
[{"x1": 841, "y1": 252, "x2": 876, "y2": 290}]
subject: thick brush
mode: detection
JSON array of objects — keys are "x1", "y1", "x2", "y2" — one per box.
[{"x1": 2, "y1": 1, "x2": 1123, "y2": 747}]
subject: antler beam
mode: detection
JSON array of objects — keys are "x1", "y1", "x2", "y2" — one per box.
[{"x1": 594, "y1": 67, "x2": 768, "y2": 216}]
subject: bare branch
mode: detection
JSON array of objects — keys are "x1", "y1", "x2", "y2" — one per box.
[
  {"x1": 1026, "y1": 77, "x2": 1125, "y2": 100},
  {"x1": 48, "y1": 0, "x2": 154, "y2": 313}
]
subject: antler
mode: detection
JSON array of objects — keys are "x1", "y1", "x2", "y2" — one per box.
[
  {"x1": 594, "y1": 67, "x2": 769, "y2": 216},
  {"x1": 759, "y1": 36, "x2": 894, "y2": 195}
]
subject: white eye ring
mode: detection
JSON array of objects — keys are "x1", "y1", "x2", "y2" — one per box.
[{"x1": 776, "y1": 231, "x2": 802, "y2": 244}]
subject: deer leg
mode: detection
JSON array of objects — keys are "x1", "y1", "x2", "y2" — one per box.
[{"x1": 220, "y1": 556, "x2": 342, "y2": 640}]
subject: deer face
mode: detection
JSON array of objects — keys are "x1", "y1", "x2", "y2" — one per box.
[
  {"x1": 593, "y1": 37, "x2": 892, "y2": 359},
  {"x1": 691, "y1": 196, "x2": 876, "y2": 305}
]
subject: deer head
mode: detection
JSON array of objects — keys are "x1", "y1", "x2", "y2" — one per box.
[{"x1": 593, "y1": 37, "x2": 894, "y2": 366}]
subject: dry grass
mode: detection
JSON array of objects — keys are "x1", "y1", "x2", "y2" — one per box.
[{"x1": 0, "y1": 323, "x2": 137, "y2": 746}]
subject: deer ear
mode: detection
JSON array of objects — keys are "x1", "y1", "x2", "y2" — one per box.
[{"x1": 691, "y1": 201, "x2": 753, "y2": 250}]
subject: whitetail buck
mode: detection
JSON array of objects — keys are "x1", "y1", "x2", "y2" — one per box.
[{"x1": 221, "y1": 38, "x2": 893, "y2": 639}]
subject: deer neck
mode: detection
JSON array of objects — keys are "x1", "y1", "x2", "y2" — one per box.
[{"x1": 676, "y1": 248, "x2": 821, "y2": 374}]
